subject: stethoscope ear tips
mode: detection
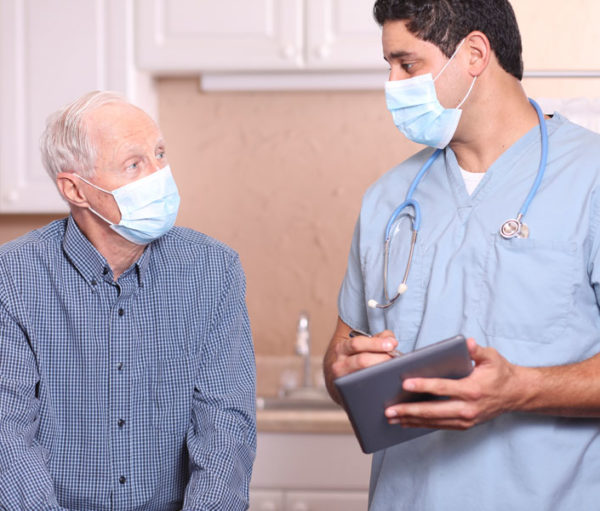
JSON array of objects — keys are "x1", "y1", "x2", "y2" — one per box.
[
  {"x1": 397, "y1": 283, "x2": 408, "y2": 295},
  {"x1": 368, "y1": 299, "x2": 379, "y2": 309}
]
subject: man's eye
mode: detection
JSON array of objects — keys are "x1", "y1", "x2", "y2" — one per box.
[
  {"x1": 127, "y1": 162, "x2": 139, "y2": 170},
  {"x1": 157, "y1": 151, "x2": 165, "y2": 160}
]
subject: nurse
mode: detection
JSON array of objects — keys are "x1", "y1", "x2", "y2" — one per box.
[{"x1": 323, "y1": 1, "x2": 600, "y2": 509}]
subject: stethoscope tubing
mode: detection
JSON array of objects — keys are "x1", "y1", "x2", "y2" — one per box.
[{"x1": 518, "y1": 99, "x2": 548, "y2": 219}]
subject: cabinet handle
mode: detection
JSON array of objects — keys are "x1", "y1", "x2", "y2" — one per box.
[
  {"x1": 315, "y1": 44, "x2": 331, "y2": 59},
  {"x1": 4, "y1": 190, "x2": 19, "y2": 203},
  {"x1": 281, "y1": 44, "x2": 297, "y2": 60}
]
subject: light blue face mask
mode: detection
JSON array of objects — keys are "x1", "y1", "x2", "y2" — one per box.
[
  {"x1": 75, "y1": 165, "x2": 180, "y2": 245},
  {"x1": 385, "y1": 39, "x2": 477, "y2": 149}
]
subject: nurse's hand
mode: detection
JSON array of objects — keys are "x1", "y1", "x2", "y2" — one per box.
[
  {"x1": 384, "y1": 338, "x2": 524, "y2": 430},
  {"x1": 323, "y1": 316, "x2": 398, "y2": 404}
]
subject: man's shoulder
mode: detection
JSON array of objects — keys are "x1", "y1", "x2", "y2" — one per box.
[
  {"x1": 551, "y1": 113, "x2": 600, "y2": 157},
  {"x1": 157, "y1": 226, "x2": 240, "y2": 263},
  {"x1": 363, "y1": 148, "x2": 436, "y2": 201},
  {"x1": 0, "y1": 218, "x2": 67, "y2": 261}
]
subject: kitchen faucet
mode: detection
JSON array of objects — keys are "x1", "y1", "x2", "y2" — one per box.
[{"x1": 296, "y1": 311, "x2": 311, "y2": 388}]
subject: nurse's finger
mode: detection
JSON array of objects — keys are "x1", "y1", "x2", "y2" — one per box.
[
  {"x1": 373, "y1": 329, "x2": 396, "y2": 339},
  {"x1": 344, "y1": 352, "x2": 394, "y2": 373},
  {"x1": 385, "y1": 398, "x2": 479, "y2": 429},
  {"x1": 388, "y1": 417, "x2": 476, "y2": 430},
  {"x1": 336, "y1": 334, "x2": 397, "y2": 357},
  {"x1": 402, "y1": 376, "x2": 464, "y2": 397}
]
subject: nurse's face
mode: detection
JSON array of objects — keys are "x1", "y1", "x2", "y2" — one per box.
[{"x1": 382, "y1": 20, "x2": 470, "y2": 110}]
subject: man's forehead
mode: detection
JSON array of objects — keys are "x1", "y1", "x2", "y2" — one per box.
[
  {"x1": 86, "y1": 103, "x2": 159, "y2": 139},
  {"x1": 382, "y1": 20, "x2": 442, "y2": 58}
]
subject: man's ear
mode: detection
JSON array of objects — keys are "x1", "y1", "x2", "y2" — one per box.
[
  {"x1": 56, "y1": 172, "x2": 90, "y2": 208},
  {"x1": 464, "y1": 31, "x2": 491, "y2": 78}
]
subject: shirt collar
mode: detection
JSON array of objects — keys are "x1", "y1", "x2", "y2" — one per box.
[{"x1": 62, "y1": 216, "x2": 152, "y2": 288}]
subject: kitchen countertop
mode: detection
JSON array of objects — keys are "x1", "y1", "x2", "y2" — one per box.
[{"x1": 257, "y1": 407, "x2": 354, "y2": 434}]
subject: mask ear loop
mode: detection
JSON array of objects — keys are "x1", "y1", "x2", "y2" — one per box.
[
  {"x1": 456, "y1": 76, "x2": 478, "y2": 109},
  {"x1": 433, "y1": 38, "x2": 467, "y2": 82},
  {"x1": 71, "y1": 174, "x2": 118, "y2": 226},
  {"x1": 431, "y1": 37, "x2": 478, "y2": 110}
]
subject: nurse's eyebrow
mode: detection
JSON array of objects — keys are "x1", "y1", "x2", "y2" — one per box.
[{"x1": 384, "y1": 50, "x2": 416, "y2": 62}]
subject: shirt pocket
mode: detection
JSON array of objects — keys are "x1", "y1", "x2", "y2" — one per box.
[
  {"x1": 477, "y1": 235, "x2": 578, "y2": 344},
  {"x1": 152, "y1": 356, "x2": 198, "y2": 436}
]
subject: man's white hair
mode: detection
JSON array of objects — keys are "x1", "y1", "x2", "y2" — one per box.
[{"x1": 40, "y1": 90, "x2": 129, "y2": 180}]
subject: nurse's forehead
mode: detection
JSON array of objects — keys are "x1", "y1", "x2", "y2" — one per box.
[{"x1": 382, "y1": 20, "x2": 443, "y2": 59}]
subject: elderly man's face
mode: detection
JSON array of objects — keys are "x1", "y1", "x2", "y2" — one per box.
[{"x1": 81, "y1": 102, "x2": 168, "y2": 224}]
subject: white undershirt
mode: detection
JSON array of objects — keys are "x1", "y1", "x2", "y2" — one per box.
[{"x1": 459, "y1": 166, "x2": 485, "y2": 195}]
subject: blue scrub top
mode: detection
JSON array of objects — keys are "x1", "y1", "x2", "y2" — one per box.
[{"x1": 339, "y1": 113, "x2": 600, "y2": 510}]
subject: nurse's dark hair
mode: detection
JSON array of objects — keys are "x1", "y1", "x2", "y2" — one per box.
[{"x1": 373, "y1": 0, "x2": 523, "y2": 80}]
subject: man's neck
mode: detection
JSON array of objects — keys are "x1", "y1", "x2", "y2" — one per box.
[
  {"x1": 71, "y1": 209, "x2": 146, "y2": 280},
  {"x1": 449, "y1": 76, "x2": 540, "y2": 173}
]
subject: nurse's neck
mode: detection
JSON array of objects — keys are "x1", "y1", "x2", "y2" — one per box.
[{"x1": 449, "y1": 68, "x2": 541, "y2": 174}]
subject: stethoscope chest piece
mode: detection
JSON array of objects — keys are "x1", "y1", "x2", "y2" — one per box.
[{"x1": 500, "y1": 218, "x2": 529, "y2": 239}]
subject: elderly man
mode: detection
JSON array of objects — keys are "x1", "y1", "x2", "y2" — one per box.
[{"x1": 0, "y1": 91, "x2": 256, "y2": 510}]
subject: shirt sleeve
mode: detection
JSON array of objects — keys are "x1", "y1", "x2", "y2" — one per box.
[
  {"x1": 0, "y1": 302, "x2": 68, "y2": 511},
  {"x1": 181, "y1": 254, "x2": 256, "y2": 511},
  {"x1": 338, "y1": 217, "x2": 370, "y2": 334}
]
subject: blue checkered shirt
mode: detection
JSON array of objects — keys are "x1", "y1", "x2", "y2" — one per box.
[{"x1": 0, "y1": 217, "x2": 256, "y2": 510}]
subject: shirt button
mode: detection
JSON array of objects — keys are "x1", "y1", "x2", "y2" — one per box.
[
  {"x1": 103, "y1": 267, "x2": 109, "y2": 275},
  {"x1": 119, "y1": 475, "x2": 126, "y2": 484},
  {"x1": 91, "y1": 279, "x2": 97, "y2": 286},
  {"x1": 117, "y1": 362, "x2": 123, "y2": 371},
  {"x1": 118, "y1": 419, "x2": 125, "y2": 428},
  {"x1": 118, "y1": 308, "x2": 124, "y2": 316}
]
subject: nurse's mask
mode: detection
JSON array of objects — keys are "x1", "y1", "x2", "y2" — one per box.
[{"x1": 385, "y1": 38, "x2": 477, "y2": 149}]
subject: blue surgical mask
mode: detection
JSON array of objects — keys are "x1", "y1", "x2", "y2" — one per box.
[
  {"x1": 385, "y1": 39, "x2": 477, "y2": 148},
  {"x1": 75, "y1": 165, "x2": 180, "y2": 245}
]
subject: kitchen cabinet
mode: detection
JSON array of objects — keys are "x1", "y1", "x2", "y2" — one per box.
[
  {"x1": 250, "y1": 432, "x2": 371, "y2": 511},
  {"x1": 135, "y1": 0, "x2": 384, "y2": 73},
  {"x1": 0, "y1": 0, "x2": 154, "y2": 213},
  {"x1": 304, "y1": 0, "x2": 383, "y2": 70}
]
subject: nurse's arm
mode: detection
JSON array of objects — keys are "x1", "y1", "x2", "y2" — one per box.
[
  {"x1": 323, "y1": 316, "x2": 398, "y2": 404},
  {"x1": 384, "y1": 338, "x2": 600, "y2": 430}
]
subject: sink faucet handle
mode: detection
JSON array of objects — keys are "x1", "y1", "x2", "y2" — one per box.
[{"x1": 296, "y1": 311, "x2": 310, "y2": 356}]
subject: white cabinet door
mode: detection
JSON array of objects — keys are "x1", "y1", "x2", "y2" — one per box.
[
  {"x1": 305, "y1": 0, "x2": 384, "y2": 71},
  {"x1": 0, "y1": 0, "x2": 153, "y2": 213},
  {"x1": 135, "y1": 0, "x2": 304, "y2": 72}
]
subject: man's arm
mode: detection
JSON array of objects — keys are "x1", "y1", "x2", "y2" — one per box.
[
  {"x1": 0, "y1": 305, "x2": 67, "y2": 510},
  {"x1": 182, "y1": 255, "x2": 256, "y2": 511},
  {"x1": 323, "y1": 316, "x2": 398, "y2": 404},
  {"x1": 384, "y1": 338, "x2": 600, "y2": 430}
]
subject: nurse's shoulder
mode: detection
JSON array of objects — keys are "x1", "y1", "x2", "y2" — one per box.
[{"x1": 361, "y1": 147, "x2": 440, "y2": 209}]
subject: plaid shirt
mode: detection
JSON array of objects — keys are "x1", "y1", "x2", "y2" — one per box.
[{"x1": 0, "y1": 217, "x2": 256, "y2": 510}]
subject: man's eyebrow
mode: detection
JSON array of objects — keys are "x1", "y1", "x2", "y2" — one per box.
[{"x1": 385, "y1": 50, "x2": 416, "y2": 61}]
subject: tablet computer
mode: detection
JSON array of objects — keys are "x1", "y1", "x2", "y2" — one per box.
[{"x1": 334, "y1": 334, "x2": 472, "y2": 454}]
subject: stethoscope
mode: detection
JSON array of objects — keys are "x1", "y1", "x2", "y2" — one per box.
[{"x1": 368, "y1": 98, "x2": 549, "y2": 310}]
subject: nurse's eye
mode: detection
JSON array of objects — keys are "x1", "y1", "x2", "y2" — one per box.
[{"x1": 401, "y1": 62, "x2": 415, "y2": 72}]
